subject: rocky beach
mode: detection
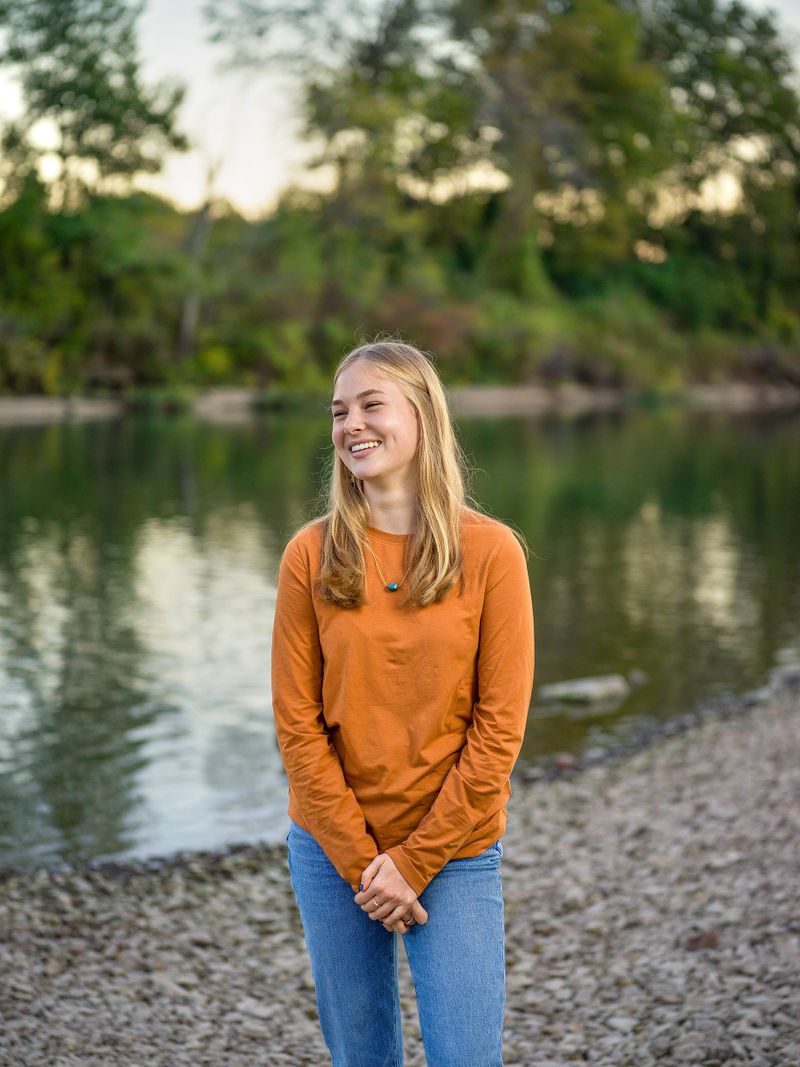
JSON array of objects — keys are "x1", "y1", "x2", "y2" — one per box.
[{"x1": 1, "y1": 671, "x2": 798, "y2": 1067}]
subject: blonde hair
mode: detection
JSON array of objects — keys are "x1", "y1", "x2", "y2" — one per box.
[{"x1": 299, "y1": 338, "x2": 527, "y2": 608}]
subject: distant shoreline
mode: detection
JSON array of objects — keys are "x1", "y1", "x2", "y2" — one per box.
[{"x1": 1, "y1": 380, "x2": 800, "y2": 426}]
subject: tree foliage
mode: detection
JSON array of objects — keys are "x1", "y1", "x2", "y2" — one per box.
[
  {"x1": 0, "y1": 0, "x2": 798, "y2": 394},
  {"x1": 0, "y1": 0, "x2": 187, "y2": 208}
]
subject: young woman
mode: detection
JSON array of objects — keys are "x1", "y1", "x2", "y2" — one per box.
[{"x1": 271, "y1": 339, "x2": 535, "y2": 1066}]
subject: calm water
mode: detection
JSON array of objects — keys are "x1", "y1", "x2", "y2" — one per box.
[{"x1": 1, "y1": 406, "x2": 798, "y2": 870}]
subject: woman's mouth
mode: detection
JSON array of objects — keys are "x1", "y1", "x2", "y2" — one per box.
[{"x1": 350, "y1": 441, "x2": 382, "y2": 458}]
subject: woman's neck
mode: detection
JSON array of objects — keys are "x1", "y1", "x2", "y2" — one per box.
[
  {"x1": 362, "y1": 475, "x2": 418, "y2": 534},
  {"x1": 366, "y1": 503, "x2": 417, "y2": 536}
]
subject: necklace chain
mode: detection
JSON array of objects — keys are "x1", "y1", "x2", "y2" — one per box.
[{"x1": 364, "y1": 535, "x2": 412, "y2": 592}]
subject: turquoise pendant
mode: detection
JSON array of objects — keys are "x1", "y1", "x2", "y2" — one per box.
[{"x1": 386, "y1": 582, "x2": 399, "y2": 591}]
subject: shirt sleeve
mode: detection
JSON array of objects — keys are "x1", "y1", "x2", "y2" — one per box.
[
  {"x1": 271, "y1": 532, "x2": 380, "y2": 892},
  {"x1": 384, "y1": 525, "x2": 535, "y2": 896}
]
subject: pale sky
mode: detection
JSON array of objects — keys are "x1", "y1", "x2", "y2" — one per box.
[
  {"x1": 2, "y1": 0, "x2": 799, "y2": 219},
  {"x1": 136, "y1": 0, "x2": 314, "y2": 217}
]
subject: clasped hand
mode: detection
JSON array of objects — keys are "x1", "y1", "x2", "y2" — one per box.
[{"x1": 354, "y1": 854, "x2": 428, "y2": 935}]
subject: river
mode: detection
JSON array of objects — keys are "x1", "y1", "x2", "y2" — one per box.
[{"x1": 1, "y1": 404, "x2": 798, "y2": 869}]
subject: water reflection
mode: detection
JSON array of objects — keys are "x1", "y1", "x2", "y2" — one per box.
[{"x1": 0, "y1": 406, "x2": 798, "y2": 869}]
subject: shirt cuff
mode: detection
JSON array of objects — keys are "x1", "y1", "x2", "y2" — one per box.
[{"x1": 384, "y1": 844, "x2": 429, "y2": 897}]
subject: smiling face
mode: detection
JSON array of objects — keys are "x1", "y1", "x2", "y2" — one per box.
[{"x1": 331, "y1": 360, "x2": 420, "y2": 487}]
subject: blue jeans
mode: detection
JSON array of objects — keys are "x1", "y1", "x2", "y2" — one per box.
[{"x1": 285, "y1": 818, "x2": 506, "y2": 1066}]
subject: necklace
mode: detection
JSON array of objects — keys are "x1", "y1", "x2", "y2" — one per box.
[{"x1": 364, "y1": 536, "x2": 412, "y2": 592}]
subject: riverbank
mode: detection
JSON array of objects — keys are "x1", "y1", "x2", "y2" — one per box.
[
  {"x1": 1, "y1": 673, "x2": 798, "y2": 1067},
  {"x1": 1, "y1": 380, "x2": 800, "y2": 425}
]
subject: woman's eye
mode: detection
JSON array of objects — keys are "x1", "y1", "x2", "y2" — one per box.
[{"x1": 332, "y1": 402, "x2": 380, "y2": 418}]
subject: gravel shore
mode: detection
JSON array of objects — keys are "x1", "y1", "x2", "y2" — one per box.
[{"x1": 2, "y1": 674, "x2": 798, "y2": 1067}]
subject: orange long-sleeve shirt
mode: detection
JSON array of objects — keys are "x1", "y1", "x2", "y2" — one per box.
[{"x1": 270, "y1": 508, "x2": 535, "y2": 897}]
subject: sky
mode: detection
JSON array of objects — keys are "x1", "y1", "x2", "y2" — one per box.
[
  {"x1": 135, "y1": 0, "x2": 314, "y2": 217},
  {"x1": 2, "y1": 0, "x2": 799, "y2": 219}
]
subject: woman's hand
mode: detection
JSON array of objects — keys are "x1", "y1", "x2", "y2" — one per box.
[{"x1": 354, "y1": 854, "x2": 428, "y2": 935}]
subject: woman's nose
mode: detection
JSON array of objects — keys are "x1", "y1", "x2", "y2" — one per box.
[{"x1": 344, "y1": 412, "x2": 365, "y2": 433}]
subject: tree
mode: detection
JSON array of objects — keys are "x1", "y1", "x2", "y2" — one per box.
[
  {"x1": 206, "y1": 0, "x2": 678, "y2": 296},
  {"x1": 627, "y1": 0, "x2": 800, "y2": 208},
  {"x1": 0, "y1": 0, "x2": 188, "y2": 209}
]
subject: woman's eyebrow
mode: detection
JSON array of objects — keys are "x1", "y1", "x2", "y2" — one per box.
[{"x1": 330, "y1": 389, "x2": 387, "y2": 409}]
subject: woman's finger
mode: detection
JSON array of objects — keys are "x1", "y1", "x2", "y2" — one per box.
[
  {"x1": 410, "y1": 900, "x2": 428, "y2": 925},
  {"x1": 381, "y1": 912, "x2": 413, "y2": 935},
  {"x1": 362, "y1": 894, "x2": 428, "y2": 926},
  {"x1": 365, "y1": 897, "x2": 398, "y2": 921},
  {"x1": 381, "y1": 918, "x2": 408, "y2": 934},
  {"x1": 382, "y1": 904, "x2": 410, "y2": 927}
]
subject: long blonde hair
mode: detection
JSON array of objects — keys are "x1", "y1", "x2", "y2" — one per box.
[{"x1": 299, "y1": 338, "x2": 527, "y2": 608}]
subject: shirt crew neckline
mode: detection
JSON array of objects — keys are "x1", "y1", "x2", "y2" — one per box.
[{"x1": 367, "y1": 524, "x2": 411, "y2": 543}]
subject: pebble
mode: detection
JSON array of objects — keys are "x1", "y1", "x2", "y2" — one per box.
[{"x1": 1, "y1": 681, "x2": 799, "y2": 1065}]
